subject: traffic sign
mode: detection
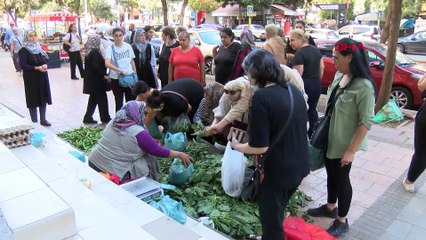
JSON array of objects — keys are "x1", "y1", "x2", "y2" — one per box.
[{"x1": 247, "y1": 5, "x2": 254, "y2": 16}]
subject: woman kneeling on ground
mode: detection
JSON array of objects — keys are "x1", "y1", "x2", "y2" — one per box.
[{"x1": 88, "y1": 101, "x2": 191, "y2": 182}]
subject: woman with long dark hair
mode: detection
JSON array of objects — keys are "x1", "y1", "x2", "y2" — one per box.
[
  {"x1": 231, "y1": 49, "x2": 310, "y2": 240},
  {"x1": 307, "y1": 38, "x2": 376, "y2": 238},
  {"x1": 64, "y1": 23, "x2": 84, "y2": 80},
  {"x1": 212, "y1": 27, "x2": 241, "y2": 84},
  {"x1": 158, "y1": 26, "x2": 179, "y2": 88}
]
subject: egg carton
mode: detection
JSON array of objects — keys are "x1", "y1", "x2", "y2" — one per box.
[{"x1": 0, "y1": 125, "x2": 33, "y2": 149}]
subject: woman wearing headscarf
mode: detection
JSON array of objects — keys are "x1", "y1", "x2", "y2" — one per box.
[
  {"x1": 82, "y1": 35, "x2": 111, "y2": 124},
  {"x1": 132, "y1": 29, "x2": 157, "y2": 89},
  {"x1": 204, "y1": 77, "x2": 254, "y2": 142},
  {"x1": 230, "y1": 29, "x2": 256, "y2": 80},
  {"x1": 18, "y1": 30, "x2": 52, "y2": 126},
  {"x1": 193, "y1": 82, "x2": 224, "y2": 126},
  {"x1": 88, "y1": 101, "x2": 191, "y2": 181}
]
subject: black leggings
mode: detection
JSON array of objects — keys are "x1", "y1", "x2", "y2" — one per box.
[
  {"x1": 110, "y1": 78, "x2": 135, "y2": 112},
  {"x1": 304, "y1": 80, "x2": 321, "y2": 138},
  {"x1": 258, "y1": 177, "x2": 298, "y2": 240},
  {"x1": 407, "y1": 102, "x2": 426, "y2": 182},
  {"x1": 325, "y1": 157, "x2": 352, "y2": 218},
  {"x1": 69, "y1": 51, "x2": 84, "y2": 78}
]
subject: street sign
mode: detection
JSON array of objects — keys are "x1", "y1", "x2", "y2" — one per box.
[{"x1": 247, "y1": 5, "x2": 254, "y2": 16}]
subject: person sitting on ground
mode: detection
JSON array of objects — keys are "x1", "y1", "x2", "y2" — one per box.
[
  {"x1": 193, "y1": 82, "x2": 224, "y2": 126},
  {"x1": 88, "y1": 101, "x2": 191, "y2": 182},
  {"x1": 204, "y1": 77, "x2": 253, "y2": 145}
]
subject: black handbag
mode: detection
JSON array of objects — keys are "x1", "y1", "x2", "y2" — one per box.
[
  {"x1": 310, "y1": 79, "x2": 353, "y2": 150},
  {"x1": 240, "y1": 83, "x2": 295, "y2": 203},
  {"x1": 62, "y1": 34, "x2": 72, "y2": 52}
]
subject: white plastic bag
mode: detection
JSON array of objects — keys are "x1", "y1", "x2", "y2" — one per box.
[{"x1": 221, "y1": 142, "x2": 247, "y2": 197}]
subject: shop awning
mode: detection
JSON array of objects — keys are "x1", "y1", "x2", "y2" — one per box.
[
  {"x1": 30, "y1": 12, "x2": 77, "y2": 22},
  {"x1": 212, "y1": 4, "x2": 256, "y2": 17},
  {"x1": 354, "y1": 12, "x2": 384, "y2": 22},
  {"x1": 271, "y1": 4, "x2": 298, "y2": 16}
]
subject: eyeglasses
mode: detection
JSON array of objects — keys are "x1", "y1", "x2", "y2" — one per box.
[
  {"x1": 332, "y1": 56, "x2": 341, "y2": 62},
  {"x1": 224, "y1": 89, "x2": 241, "y2": 95},
  {"x1": 113, "y1": 34, "x2": 123, "y2": 38}
]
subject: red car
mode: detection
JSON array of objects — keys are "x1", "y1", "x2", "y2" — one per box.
[{"x1": 315, "y1": 39, "x2": 426, "y2": 109}]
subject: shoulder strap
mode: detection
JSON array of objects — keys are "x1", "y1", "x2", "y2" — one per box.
[
  {"x1": 162, "y1": 90, "x2": 188, "y2": 104},
  {"x1": 325, "y1": 77, "x2": 353, "y2": 116},
  {"x1": 111, "y1": 45, "x2": 118, "y2": 67},
  {"x1": 259, "y1": 83, "x2": 294, "y2": 164}
]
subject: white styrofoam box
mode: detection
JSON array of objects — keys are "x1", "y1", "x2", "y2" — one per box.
[
  {"x1": 0, "y1": 188, "x2": 76, "y2": 240},
  {"x1": 90, "y1": 180, "x2": 137, "y2": 208},
  {"x1": 32, "y1": 125, "x2": 68, "y2": 147},
  {"x1": 69, "y1": 195, "x2": 122, "y2": 231},
  {"x1": 116, "y1": 199, "x2": 164, "y2": 227},
  {"x1": 70, "y1": 164, "x2": 108, "y2": 187},
  {"x1": 0, "y1": 142, "x2": 8, "y2": 153},
  {"x1": 142, "y1": 216, "x2": 202, "y2": 240},
  {"x1": 0, "y1": 168, "x2": 46, "y2": 203},
  {"x1": 183, "y1": 216, "x2": 200, "y2": 229},
  {"x1": 48, "y1": 177, "x2": 95, "y2": 205},
  {"x1": 0, "y1": 151, "x2": 25, "y2": 174},
  {"x1": 11, "y1": 145, "x2": 50, "y2": 167},
  {"x1": 188, "y1": 222, "x2": 231, "y2": 240},
  {"x1": 78, "y1": 215, "x2": 157, "y2": 240},
  {"x1": 65, "y1": 235, "x2": 84, "y2": 240},
  {"x1": 28, "y1": 159, "x2": 69, "y2": 183}
]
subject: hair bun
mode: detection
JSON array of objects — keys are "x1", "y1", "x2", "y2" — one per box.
[{"x1": 152, "y1": 89, "x2": 161, "y2": 97}]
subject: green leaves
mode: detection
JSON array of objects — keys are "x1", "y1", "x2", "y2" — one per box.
[{"x1": 58, "y1": 127, "x2": 104, "y2": 154}]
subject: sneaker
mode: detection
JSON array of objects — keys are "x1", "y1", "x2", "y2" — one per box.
[
  {"x1": 71, "y1": 77, "x2": 79, "y2": 80},
  {"x1": 307, "y1": 204, "x2": 338, "y2": 218},
  {"x1": 327, "y1": 219, "x2": 349, "y2": 238},
  {"x1": 402, "y1": 178, "x2": 415, "y2": 192},
  {"x1": 83, "y1": 119, "x2": 98, "y2": 124}
]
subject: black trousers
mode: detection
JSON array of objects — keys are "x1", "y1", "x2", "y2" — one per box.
[
  {"x1": 110, "y1": 78, "x2": 135, "y2": 112},
  {"x1": 83, "y1": 92, "x2": 111, "y2": 123},
  {"x1": 325, "y1": 157, "x2": 352, "y2": 217},
  {"x1": 28, "y1": 103, "x2": 47, "y2": 123},
  {"x1": 304, "y1": 80, "x2": 321, "y2": 138},
  {"x1": 258, "y1": 177, "x2": 298, "y2": 240},
  {"x1": 12, "y1": 52, "x2": 21, "y2": 72},
  {"x1": 407, "y1": 102, "x2": 426, "y2": 182},
  {"x1": 69, "y1": 51, "x2": 84, "y2": 78}
]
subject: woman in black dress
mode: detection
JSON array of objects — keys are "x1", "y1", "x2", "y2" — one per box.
[
  {"x1": 158, "y1": 26, "x2": 179, "y2": 88},
  {"x1": 18, "y1": 31, "x2": 52, "y2": 126},
  {"x1": 82, "y1": 35, "x2": 111, "y2": 124},
  {"x1": 132, "y1": 29, "x2": 157, "y2": 89},
  {"x1": 213, "y1": 28, "x2": 241, "y2": 84}
]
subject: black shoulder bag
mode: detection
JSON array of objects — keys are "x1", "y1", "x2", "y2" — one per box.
[
  {"x1": 240, "y1": 83, "x2": 295, "y2": 203},
  {"x1": 63, "y1": 34, "x2": 72, "y2": 52}
]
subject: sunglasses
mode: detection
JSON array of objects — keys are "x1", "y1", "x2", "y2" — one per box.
[{"x1": 224, "y1": 89, "x2": 241, "y2": 95}]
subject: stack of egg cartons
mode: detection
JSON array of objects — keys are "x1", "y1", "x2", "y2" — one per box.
[{"x1": 0, "y1": 125, "x2": 33, "y2": 149}]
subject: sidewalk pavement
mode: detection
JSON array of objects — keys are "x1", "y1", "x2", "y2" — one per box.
[{"x1": 0, "y1": 51, "x2": 425, "y2": 239}]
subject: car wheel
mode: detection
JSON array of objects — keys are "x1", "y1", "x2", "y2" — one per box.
[
  {"x1": 205, "y1": 57, "x2": 213, "y2": 75},
  {"x1": 397, "y1": 44, "x2": 406, "y2": 53},
  {"x1": 391, "y1": 86, "x2": 412, "y2": 109}
]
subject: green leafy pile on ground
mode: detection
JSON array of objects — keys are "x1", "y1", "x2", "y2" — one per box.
[{"x1": 58, "y1": 127, "x2": 312, "y2": 239}]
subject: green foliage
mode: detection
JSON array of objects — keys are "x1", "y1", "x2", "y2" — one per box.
[
  {"x1": 189, "y1": 0, "x2": 221, "y2": 12},
  {"x1": 116, "y1": 0, "x2": 140, "y2": 10},
  {"x1": 40, "y1": 2, "x2": 62, "y2": 12},
  {"x1": 59, "y1": 128, "x2": 312, "y2": 239},
  {"x1": 364, "y1": 0, "x2": 371, "y2": 13},
  {"x1": 90, "y1": 0, "x2": 114, "y2": 20}
]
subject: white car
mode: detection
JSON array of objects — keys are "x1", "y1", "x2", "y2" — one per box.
[
  {"x1": 187, "y1": 29, "x2": 221, "y2": 75},
  {"x1": 305, "y1": 28, "x2": 339, "y2": 40},
  {"x1": 336, "y1": 24, "x2": 380, "y2": 41},
  {"x1": 233, "y1": 24, "x2": 266, "y2": 41}
]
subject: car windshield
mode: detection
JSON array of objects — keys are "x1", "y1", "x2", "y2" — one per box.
[
  {"x1": 368, "y1": 43, "x2": 416, "y2": 66},
  {"x1": 198, "y1": 31, "x2": 220, "y2": 45},
  {"x1": 327, "y1": 31, "x2": 339, "y2": 38}
]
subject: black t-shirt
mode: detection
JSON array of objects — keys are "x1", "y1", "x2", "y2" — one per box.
[
  {"x1": 248, "y1": 83, "x2": 310, "y2": 186},
  {"x1": 285, "y1": 36, "x2": 316, "y2": 56},
  {"x1": 292, "y1": 45, "x2": 322, "y2": 84},
  {"x1": 158, "y1": 41, "x2": 179, "y2": 87},
  {"x1": 161, "y1": 78, "x2": 204, "y2": 120},
  {"x1": 214, "y1": 42, "x2": 242, "y2": 84}
]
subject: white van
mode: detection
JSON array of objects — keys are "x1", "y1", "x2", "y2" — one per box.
[{"x1": 337, "y1": 24, "x2": 380, "y2": 41}]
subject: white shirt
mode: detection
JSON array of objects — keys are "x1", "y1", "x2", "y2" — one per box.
[
  {"x1": 64, "y1": 33, "x2": 81, "y2": 52},
  {"x1": 105, "y1": 42, "x2": 135, "y2": 79}
]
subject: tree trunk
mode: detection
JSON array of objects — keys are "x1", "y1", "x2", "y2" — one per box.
[
  {"x1": 76, "y1": 0, "x2": 82, "y2": 43},
  {"x1": 238, "y1": 4, "x2": 242, "y2": 25},
  {"x1": 161, "y1": 0, "x2": 168, "y2": 26},
  {"x1": 379, "y1": 2, "x2": 393, "y2": 44},
  {"x1": 179, "y1": 0, "x2": 188, "y2": 26},
  {"x1": 375, "y1": 0, "x2": 403, "y2": 113}
]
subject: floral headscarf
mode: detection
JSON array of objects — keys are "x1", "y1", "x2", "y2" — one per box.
[
  {"x1": 240, "y1": 29, "x2": 255, "y2": 48},
  {"x1": 84, "y1": 35, "x2": 101, "y2": 55},
  {"x1": 203, "y1": 82, "x2": 224, "y2": 123},
  {"x1": 113, "y1": 101, "x2": 145, "y2": 134},
  {"x1": 132, "y1": 29, "x2": 148, "y2": 65}
]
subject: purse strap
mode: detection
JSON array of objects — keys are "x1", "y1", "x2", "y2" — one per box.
[
  {"x1": 111, "y1": 45, "x2": 119, "y2": 68},
  {"x1": 162, "y1": 90, "x2": 188, "y2": 104},
  {"x1": 325, "y1": 76, "x2": 353, "y2": 116},
  {"x1": 258, "y1": 83, "x2": 295, "y2": 165}
]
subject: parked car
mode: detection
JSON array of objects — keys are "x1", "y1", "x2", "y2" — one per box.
[
  {"x1": 305, "y1": 28, "x2": 339, "y2": 40},
  {"x1": 195, "y1": 24, "x2": 224, "y2": 30},
  {"x1": 233, "y1": 24, "x2": 266, "y2": 41},
  {"x1": 397, "y1": 31, "x2": 426, "y2": 54},
  {"x1": 315, "y1": 39, "x2": 426, "y2": 109},
  {"x1": 104, "y1": 27, "x2": 163, "y2": 58},
  {"x1": 187, "y1": 28, "x2": 221, "y2": 75},
  {"x1": 336, "y1": 24, "x2": 380, "y2": 41}
]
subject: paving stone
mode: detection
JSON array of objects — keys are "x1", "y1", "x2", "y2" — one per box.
[
  {"x1": 406, "y1": 226, "x2": 426, "y2": 240},
  {"x1": 384, "y1": 220, "x2": 412, "y2": 239}
]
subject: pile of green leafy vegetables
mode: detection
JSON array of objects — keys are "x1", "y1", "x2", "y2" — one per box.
[
  {"x1": 59, "y1": 127, "x2": 312, "y2": 239},
  {"x1": 58, "y1": 127, "x2": 104, "y2": 154}
]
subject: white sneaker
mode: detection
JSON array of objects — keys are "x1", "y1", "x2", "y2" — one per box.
[{"x1": 402, "y1": 178, "x2": 415, "y2": 193}]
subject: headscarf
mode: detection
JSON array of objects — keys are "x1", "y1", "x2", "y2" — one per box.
[
  {"x1": 25, "y1": 41, "x2": 49, "y2": 60},
  {"x1": 240, "y1": 29, "x2": 255, "y2": 48},
  {"x1": 132, "y1": 29, "x2": 147, "y2": 65},
  {"x1": 113, "y1": 101, "x2": 145, "y2": 134},
  {"x1": 84, "y1": 35, "x2": 101, "y2": 55},
  {"x1": 203, "y1": 82, "x2": 224, "y2": 122}
]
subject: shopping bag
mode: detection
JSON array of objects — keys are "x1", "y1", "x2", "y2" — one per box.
[
  {"x1": 373, "y1": 98, "x2": 404, "y2": 123},
  {"x1": 169, "y1": 158, "x2": 195, "y2": 186},
  {"x1": 221, "y1": 142, "x2": 247, "y2": 197},
  {"x1": 173, "y1": 113, "x2": 191, "y2": 132},
  {"x1": 117, "y1": 73, "x2": 138, "y2": 88},
  {"x1": 150, "y1": 195, "x2": 187, "y2": 224},
  {"x1": 164, "y1": 132, "x2": 187, "y2": 151},
  {"x1": 309, "y1": 144, "x2": 325, "y2": 171}
]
